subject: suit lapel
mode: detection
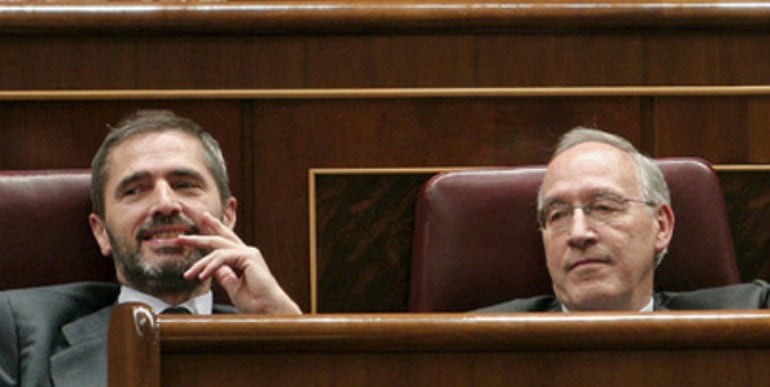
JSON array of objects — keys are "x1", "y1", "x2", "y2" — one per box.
[
  {"x1": 547, "y1": 298, "x2": 563, "y2": 312},
  {"x1": 49, "y1": 300, "x2": 235, "y2": 386},
  {"x1": 50, "y1": 306, "x2": 113, "y2": 387}
]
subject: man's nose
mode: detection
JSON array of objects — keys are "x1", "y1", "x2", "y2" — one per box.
[
  {"x1": 566, "y1": 209, "x2": 597, "y2": 247},
  {"x1": 150, "y1": 182, "x2": 182, "y2": 215}
]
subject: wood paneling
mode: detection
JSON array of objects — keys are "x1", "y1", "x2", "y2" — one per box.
[
  {"x1": 476, "y1": 34, "x2": 646, "y2": 86},
  {"x1": 6, "y1": 32, "x2": 770, "y2": 89},
  {"x1": 0, "y1": 37, "x2": 136, "y2": 89},
  {"x1": 135, "y1": 37, "x2": 306, "y2": 89},
  {"x1": 720, "y1": 170, "x2": 770, "y2": 282},
  {"x1": 314, "y1": 172, "x2": 431, "y2": 312},
  {"x1": 654, "y1": 97, "x2": 770, "y2": 163},
  {"x1": 646, "y1": 33, "x2": 770, "y2": 85},
  {"x1": 4, "y1": 2, "x2": 770, "y2": 90},
  {"x1": 305, "y1": 36, "x2": 477, "y2": 87}
]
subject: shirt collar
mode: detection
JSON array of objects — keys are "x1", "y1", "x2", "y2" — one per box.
[
  {"x1": 117, "y1": 285, "x2": 213, "y2": 315},
  {"x1": 560, "y1": 296, "x2": 655, "y2": 313},
  {"x1": 639, "y1": 297, "x2": 655, "y2": 312}
]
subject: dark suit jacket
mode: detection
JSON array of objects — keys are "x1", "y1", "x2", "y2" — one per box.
[
  {"x1": 0, "y1": 282, "x2": 237, "y2": 387},
  {"x1": 477, "y1": 280, "x2": 770, "y2": 312}
]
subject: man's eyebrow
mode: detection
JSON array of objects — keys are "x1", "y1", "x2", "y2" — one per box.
[
  {"x1": 168, "y1": 168, "x2": 206, "y2": 182},
  {"x1": 591, "y1": 190, "x2": 624, "y2": 200},
  {"x1": 113, "y1": 169, "x2": 206, "y2": 197},
  {"x1": 542, "y1": 197, "x2": 567, "y2": 208},
  {"x1": 543, "y1": 189, "x2": 621, "y2": 206}
]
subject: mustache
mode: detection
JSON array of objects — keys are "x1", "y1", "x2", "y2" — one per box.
[{"x1": 136, "y1": 214, "x2": 200, "y2": 241}]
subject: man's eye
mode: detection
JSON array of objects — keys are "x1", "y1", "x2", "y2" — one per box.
[
  {"x1": 590, "y1": 201, "x2": 621, "y2": 213},
  {"x1": 123, "y1": 187, "x2": 140, "y2": 196},
  {"x1": 547, "y1": 209, "x2": 569, "y2": 222},
  {"x1": 174, "y1": 181, "x2": 200, "y2": 190}
]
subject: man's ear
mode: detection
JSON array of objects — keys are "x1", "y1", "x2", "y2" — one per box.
[
  {"x1": 89, "y1": 213, "x2": 113, "y2": 257},
  {"x1": 222, "y1": 197, "x2": 238, "y2": 230},
  {"x1": 654, "y1": 203, "x2": 675, "y2": 255}
]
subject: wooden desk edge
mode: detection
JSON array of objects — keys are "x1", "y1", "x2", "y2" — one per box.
[{"x1": 109, "y1": 303, "x2": 770, "y2": 353}]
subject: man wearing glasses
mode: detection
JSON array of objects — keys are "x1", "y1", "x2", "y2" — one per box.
[{"x1": 481, "y1": 127, "x2": 770, "y2": 312}]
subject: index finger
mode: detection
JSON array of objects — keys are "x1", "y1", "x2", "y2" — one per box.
[{"x1": 182, "y1": 206, "x2": 241, "y2": 244}]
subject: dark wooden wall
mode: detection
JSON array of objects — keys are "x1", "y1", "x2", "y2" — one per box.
[{"x1": 2, "y1": 1, "x2": 770, "y2": 312}]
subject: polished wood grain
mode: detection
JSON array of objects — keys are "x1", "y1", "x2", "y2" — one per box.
[
  {"x1": 160, "y1": 350, "x2": 769, "y2": 386},
  {"x1": 719, "y1": 169, "x2": 770, "y2": 282},
  {"x1": 314, "y1": 172, "x2": 429, "y2": 312},
  {"x1": 158, "y1": 311, "x2": 770, "y2": 350},
  {"x1": 109, "y1": 303, "x2": 770, "y2": 386},
  {"x1": 108, "y1": 303, "x2": 159, "y2": 387},
  {"x1": 4, "y1": 2, "x2": 770, "y2": 90},
  {"x1": 5, "y1": 1, "x2": 770, "y2": 34},
  {"x1": 655, "y1": 96, "x2": 770, "y2": 162},
  {"x1": 304, "y1": 35, "x2": 477, "y2": 87},
  {"x1": 5, "y1": 32, "x2": 770, "y2": 89}
]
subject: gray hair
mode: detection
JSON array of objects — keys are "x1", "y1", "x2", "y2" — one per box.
[
  {"x1": 90, "y1": 110, "x2": 231, "y2": 218},
  {"x1": 538, "y1": 127, "x2": 671, "y2": 265}
]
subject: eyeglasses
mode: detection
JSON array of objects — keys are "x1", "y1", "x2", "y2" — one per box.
[{"x1": 538, "y1": 193, "x2": 656, "y2": 234}]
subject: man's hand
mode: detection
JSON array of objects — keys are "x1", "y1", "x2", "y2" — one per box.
[{"x1": 179, "y1": 211, "x2": 301, "y2": 315}]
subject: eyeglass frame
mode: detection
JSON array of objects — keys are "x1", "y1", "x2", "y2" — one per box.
[{"x1": 537, "y1": 193, "x2": 657, "y2": 234}]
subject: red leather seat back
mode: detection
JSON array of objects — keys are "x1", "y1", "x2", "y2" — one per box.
[
  {"x1": 409, "y1": 158, "x2": 741, "y2": 311},
  {"x1": 0, "y1": 170, "x2": 114, "y2": 289}
]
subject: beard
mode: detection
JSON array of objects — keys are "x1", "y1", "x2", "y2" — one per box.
[{"x1": 108, "y1": 214, "x2": 206, "y2": 297}]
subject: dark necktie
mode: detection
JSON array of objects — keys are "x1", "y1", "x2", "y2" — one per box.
[{"x1": 161, "y1": 306, "x2": 192, "y2": 314}]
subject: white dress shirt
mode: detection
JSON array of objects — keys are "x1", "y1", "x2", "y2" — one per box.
[
  {"x1": 117, "y1": 285, "x2": 213, "y2": 315},
  {"x1": 560, "y1": 297, "x2": 655, "y2": 313}
]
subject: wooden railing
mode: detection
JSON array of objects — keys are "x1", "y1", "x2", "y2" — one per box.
[
  {"x1": 3, "y1": 1, "x2": 770, "y2": 34},
  {"x1": 110, "y1": 302, "x2": 770, "y2": 386}
]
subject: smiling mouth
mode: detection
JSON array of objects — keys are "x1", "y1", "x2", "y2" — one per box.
[{"x1": 137, "y1": 226, "x2": 199, "y2": 241}]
